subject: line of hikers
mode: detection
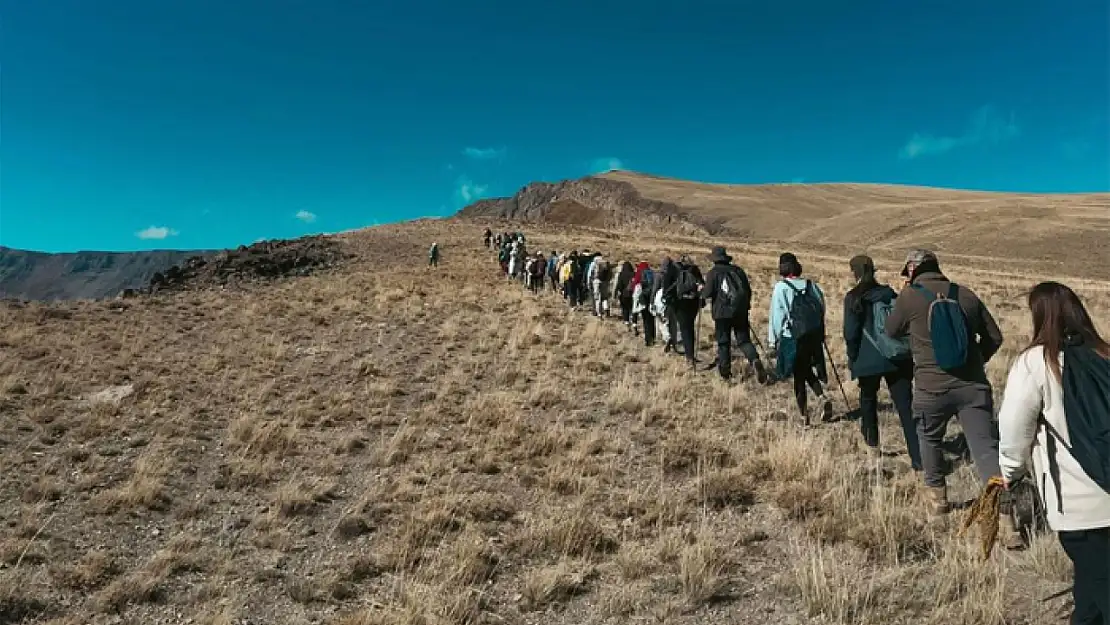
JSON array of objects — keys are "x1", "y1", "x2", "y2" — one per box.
[{"x1": 483, "y1": 227, "x2": 1109, "y2": 623}]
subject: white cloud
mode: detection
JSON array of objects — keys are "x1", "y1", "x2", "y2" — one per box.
[
  {"x1": 456, "y1": 177, "x2": 489, "y2": 203},
  {"x1": 463, "y1": 146, "x2": 507, "y2": 160},
  {"x1": 590, "y1": 157, "x2": 625, "y2": 173},
  {"x1": 295, "y1": 209, "x2": 317, "y2": 223},
  {"x1": 899, "y1": 105, "x2": 1019, "y2": 160},
  {"x1": 135, "y1": 226, "x2": 179, "y2": 240}
]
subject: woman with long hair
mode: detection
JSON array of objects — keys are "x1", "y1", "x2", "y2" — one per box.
[
  {"x1": 998, "y1": 281, "x2": 1110, "y2": 624},
  {"x1": 842, "y1": 255, "x2": 920, "y2": 469}
]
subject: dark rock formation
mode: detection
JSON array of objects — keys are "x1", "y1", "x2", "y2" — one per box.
[
  {"x1": 144, "y1": 235, "x2": 350, "y2": 294},
  {"x1": 455, "y1": 175, "x2": 724, "y2": 234}
]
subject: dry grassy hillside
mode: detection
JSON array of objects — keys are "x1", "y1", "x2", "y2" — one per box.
[
  {"x1": 600, "y1": 171, "x2": 1110, "y2": 279},
  {"x1": 2, "y1": 219, "x2": 1107, "y2": 625}
]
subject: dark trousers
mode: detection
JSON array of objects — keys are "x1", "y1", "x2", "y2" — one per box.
[
  {"x1": 913, "y1": 382, "x2": 1000, "y2": 487},
  {"x1": 530, "y1": 275, "x2": 543, "y2": 293},
  {"x1": 549, "y1": 274, "x2": 558, "y2": 291},
  {"x1": 566, "y1": 282, "x2": 579, "y2": 307},
  {"x1": 793, "y1": 334, "x2": 825, "y2": 415},
  {"x1": 620, "y1": 296, "x2": 633, "y2": 323},
  {"x1": 577, "y1": 280, "x2": 589, "y2": 306},
  {"x1": 713, "y1": 316, "x2": 759, "y2": 379},
  {"x1": 429, "y1": 257, "x2": 438, "y2": 267},
  {"x1": 858, "y1": 364, "x2": 922, "y2": 470},
  {"x1": 1059, "y1": 528, "x2": 1109, "y2": 625},
  {"x1": 674, "y1": 299, "x2": 699, "y2": 363},
  {"x1": 641, "y1": 310, "x2": 657, "y2": 346}
]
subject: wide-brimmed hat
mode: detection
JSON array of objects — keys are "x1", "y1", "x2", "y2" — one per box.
[
  {"x1": 899, "y1": 248, "x2": 938, "y2": 277},
  {"x1": 708, "y1": 246, "x2": 732, "y2": 263}
]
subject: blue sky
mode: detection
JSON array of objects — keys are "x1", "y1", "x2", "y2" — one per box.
[{"x1": 1, "y1": 1, "x2": 1107, "y2": 252}]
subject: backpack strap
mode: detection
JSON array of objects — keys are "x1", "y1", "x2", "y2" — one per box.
[
  {"x1": 946, "y1": 283, "x2": 959, "y2": 300},
  {"x1": 1039, "y1": 417, "x2": 1068, "y2": 514}
]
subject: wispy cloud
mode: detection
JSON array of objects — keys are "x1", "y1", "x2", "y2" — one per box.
[
  {"x1": 456, "y1": 177, "x2": 490, "y2": 203},
  {"x1": 295, "y1": 209, "x2": 317, "y2": 223},
  {"x1": 590, "y1": 157, "x2": 625, "y2": 173},
  {"x1": 463, "y1": 146, "x2": 507, "y2": 161},
  {"x1": 135, "y1": 226, "x2": 179, "y2": 240},
  {"x1": 899, "y1": 105, "x2": 1019, "y2": 160}
]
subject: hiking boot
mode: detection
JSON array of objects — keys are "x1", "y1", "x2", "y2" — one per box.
[
  {"x1": 819, "y1": 396, "x2": 835, "y2": 422},
  {"x1": 998, "y1": 514, "x2": 1025, "y2": 550},
  {"x1": 753, "y1": 361, "x2": 769, "y2": 385},
  {"x1": 663, "y1": 343, "x2": 673, "y2": 354},
  {"x1": 925, "y1": 486, "x2": 950, "y2": 516}
]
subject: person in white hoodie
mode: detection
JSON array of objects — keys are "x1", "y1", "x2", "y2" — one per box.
[{"x1": 998, "y1": 281, "x2": 1110, "y2": 625}]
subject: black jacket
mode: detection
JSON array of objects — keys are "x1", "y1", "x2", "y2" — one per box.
[
  {"x1": 614, "y1": 263, "x2": 634, "y2": 298},
  {"x1": 843, "y1": 284, "x2": 906, "y2": 379},
  {"x1": 700, "y1": 262, "x2": 752, "y2": 320}
]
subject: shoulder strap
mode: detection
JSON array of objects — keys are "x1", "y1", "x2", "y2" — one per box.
[
  {"x1": 947, "y1": 283, "x2": 959, "y2": 300},
  {"x1": 1039, "y1": 417, "x2": 1068, "y2": 514},
  {"x1": 911, "y1": 283, "x2": 936, "y2": 302}
]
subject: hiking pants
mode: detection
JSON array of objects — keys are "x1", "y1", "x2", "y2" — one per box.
[
  {"x1": 429, "y1": 256, "x2": 438, "y2": 267},
  {"x1": 713, "y1": 316, "x2": 759, "y2": 379},
  {"x1": 674, "y1": 299, "x2": 699, "y2": 363},
  {"x1": 913, "y1": 382, "x2": 1000, "y2": 488},
  {"x1": 592, "y1": 280, "x2": 611, "y2": 316},
  {"x1": 1059, "y1": 527, "x2": 1109, "y2": 625},
  {"x1": 858, "y1": 364, "x2": 921, "y2": 470},
  {"x1": 791, "y1": 334, "x2": 825, "y2": 415},
  {"x1": 620, "y1": 296, "x2": 633, "y2": 323},
  {"x1": 530, "y1": 275, "x2": 543, "y2": 293},
  {"x1": 566, "y1": 282, "x2": 580, "y2": 308},
  {"x1": 550, "y1": 274, "x2": 558, "y2": 292},
  {"x1": 641, "y1": 309, "x2": 657, "y2": 347}
]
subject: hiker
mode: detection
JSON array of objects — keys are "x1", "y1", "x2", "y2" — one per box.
[
  {"x1": 842, "y1": 255, "x2": 920, "y2": 468},
  {"x1": 428, "y1": 242, "x2": 440, "y2": 267},
  {"x1": 563, "y1": 251, "x2": 581, "y2": 309},
  {"x1": 590, "y1": 255, "x2": 614, "y2": 317},
  {"x1": 615, "y1": 261, "x2": 635, "y2": 329},
  {"x1": 631, "y1": 262, "x2": 656, "y2": 346},
  {"x1": 666, "y1": 255, "x2": 704, "y2": 367},
  {"x1": 998, "y1": 282, "x2": 1110, "y2": 623},
  {"x1": 529, "y1": 253, "x2": 546, "y2": 294},
  {"x1": 768, "y1": 252, "x2": 833, "y2": 422},
  {"x1": 483, "y1": 228, "x2": 492, "y2": 249},
  {"x1": 655, "y1": 257, "x2": 678, "y2": 351},
  {"x1": 509, "y1": 241, "x2": 524, "y2": 280},
  {"x1": 547, "y1": 251, "x2": 559, "y2": 292},
  {"x1": 884, "y1": 250, "x2": 1013, "y2": 535},
  {"x1": 575, "y1": 251, "x2": 593, "y2": 308},
  {"x1": 497, "y1": 244, "x2": 510, "y2": 275},
  {"x1": 699, "y1": 246, "x2": 768, "y2": 383}
]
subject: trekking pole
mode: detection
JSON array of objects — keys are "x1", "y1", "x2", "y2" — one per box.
[{"x1": 822, "y1": 339, "x2": 852, "y2": 412}]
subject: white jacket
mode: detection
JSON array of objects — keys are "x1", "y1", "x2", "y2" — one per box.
[{"x1": 998, "y1": 346, "x2": 1110, "y2": 532}]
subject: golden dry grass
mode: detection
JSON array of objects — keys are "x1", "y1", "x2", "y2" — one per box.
[{"x1": 0, "y1": 216, "x2": 1104, "y2": 624}]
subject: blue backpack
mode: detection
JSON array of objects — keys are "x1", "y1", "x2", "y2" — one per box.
[
  {"x1": 864, "y1": 297, "x2": 911, "y2": 361},
  {"x1": 912, "y1": 283, "x2": 970, "y2": 371}
]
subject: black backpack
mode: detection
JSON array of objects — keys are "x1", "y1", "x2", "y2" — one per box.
[
  {"x1": 785, "y1": 280, "x2": 824, "y2": 339},
  {"x1": 717, "y1": 268, "x2": 747, "y2": 318},
  {"x1": 1043, "y1": 339, "x2": 1110, "y2": 513},
  {"x1": 597, "y1": 262, "x2": 613, "y2": 282},
  {"x1": 675, "y1": 266, "x2": 699, "y2": 299}
]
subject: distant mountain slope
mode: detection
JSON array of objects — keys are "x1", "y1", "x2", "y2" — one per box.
[
  {"x1": 458, "y1": 170, "x2": 1110, "y2": 276},
  {"x1": 0, "y1": 247, "x2": 211, "y2": 300}
]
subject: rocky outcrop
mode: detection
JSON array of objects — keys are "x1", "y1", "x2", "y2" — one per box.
[
  {"x1": 145, "y1": 235, "x2": 350, "y2": 294},
  {"x1": 456, "y1": 175, "x2": 725, "y2": 234}
]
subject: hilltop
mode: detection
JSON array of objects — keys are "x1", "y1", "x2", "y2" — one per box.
[
  {"x1": 459, "y1": 171, "x2": 1110, "y2": 279},
  {"x1": 2, "y1": 217, "x2": 1103, "y2": 624}
]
